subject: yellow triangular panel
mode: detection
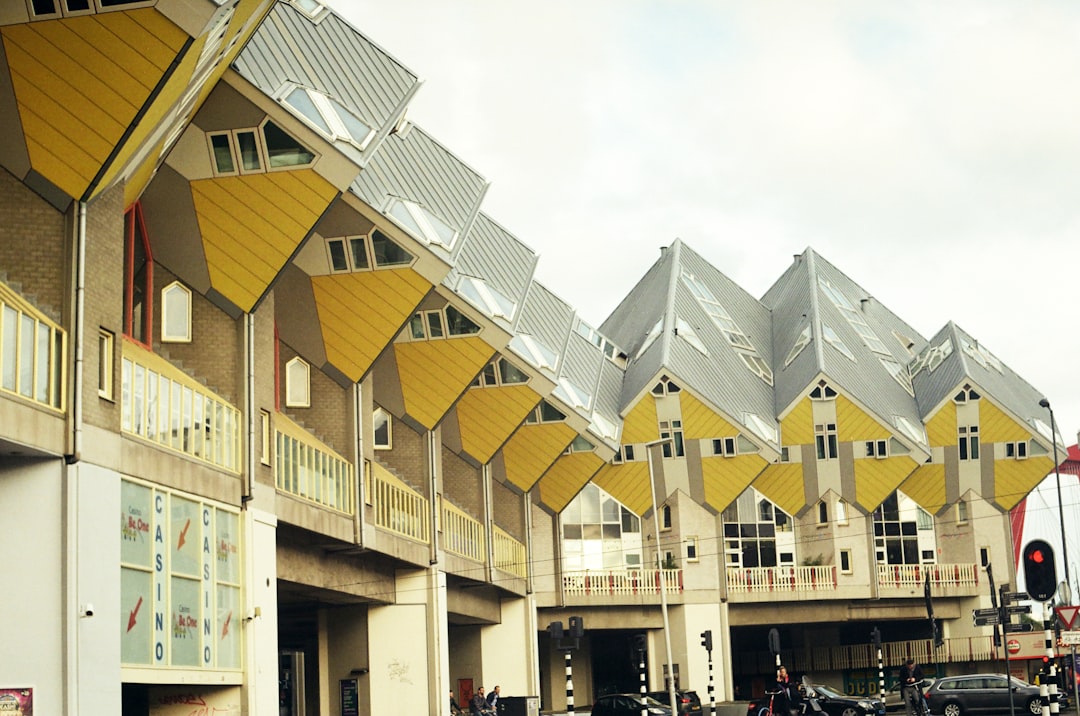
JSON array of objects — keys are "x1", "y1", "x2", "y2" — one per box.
[
  {"x1": 681, "y1": 391, "x2": 738, "y2": 440},
  {"x1": 995, "y1": 455, "x2": 1053, "y2": 511},
  {"x1": 313, "y1": 269, "x2": 431, "y2": 381},
  {"x1": 836, "y1": 395, "x2": 890, "y2": 442},
  {"x1": 395, "y1": 337, "x2": 493, "y2": 430},
  {"x1": 781, "y1": 397, "x2": 814, "y2": 446},
  {"x1": 592, "y1": 462, "x2": 652, "y2": 516},
  {"x1": 854, "y1": 456, "x2": 918, "y2": 512},
  {"x1": 753, "y1": 463, "x2": 805, "y2": 517},
  {"x1": 194, "y1": 171, "x2": 337, "y2": 311},
  {"x1": 980, "y1": 400, "x2": 1035, "y2": 444},
  {"x1": 621, "y1": 398, "x2": 659, "y2": 444},
  {"x1": 702, "y1": 454, "x2": 768, "y2": 513},
  {"x1": 899, "y1": 464, "x2": 948, "y2": 515},
  {"x1": 457, "y1": 385, "x2": 541, "y2": 464},
  {"x1": 503, "y1": 423, "x2": 576, "y2": 492},
  {"x1": 537, "y1": 452, "x2": 604, "y2": 513},
  {"x1": 925, "y1": 404, "x2": 957, "y2": 447}
]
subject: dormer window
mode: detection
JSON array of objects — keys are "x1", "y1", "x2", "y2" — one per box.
[
  {"x1": 525, "y1": 400, "x2": 566, "y2": 425},
  {"x1": 403, "y1": 305, "x2": 481, "y2": 342},
  {"x1": 325, "y1": 230, "x2": 413, "y2": 273},
  {"x1": 651, "y1": 377, "x2": 681, "y2": 396},
  {"x1": 208, "y1": 121, "x2": 315, "y2": 176},
  {"x1": 387, "y1": 198, "x2": 458, "y2": 249},
  {"x1": 471, "y1": 357, "x2": 529, "y2": 388},
  {"x1": 809, "y1": 380, "x2": 838, "y2": 400},
  {"x1": 953, "y1": 385, "x2": 981, "y2": 403},
  {"x1": 283, "y1": 85, "x2": 374, "y2": 151}
]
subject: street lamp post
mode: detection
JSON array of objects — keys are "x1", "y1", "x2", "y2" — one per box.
[
  {"x1": 1039, "y1": 398, "x2": 1071, "y2": 600},
  {"x1": 644, "y1": 438, "x2": 678, "y2": 715}
]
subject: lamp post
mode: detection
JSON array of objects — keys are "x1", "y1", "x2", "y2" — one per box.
[
  {"x1": 1039, "y1": 398, "x2": 1071, "y2": 601},
  {"x1": 644, "y1": 438, "x2": 678, "y2": 715}
]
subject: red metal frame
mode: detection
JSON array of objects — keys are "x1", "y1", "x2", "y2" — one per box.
[{"x1": 123, "y1": 202, "x2": 154, "y2": 348}]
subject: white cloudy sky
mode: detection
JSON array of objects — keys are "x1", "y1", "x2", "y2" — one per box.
[{"x1": 343, "y1": 1, "x2": 1080, "y2": 442}]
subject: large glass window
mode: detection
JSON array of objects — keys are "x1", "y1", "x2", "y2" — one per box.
[
  {"x1": 873, "y1": 491, "x2": 936, "y2": 565},
  {"x1": 124, "y1": 203, "x2": 153, "y2": 346},
  {"x1": 722, "y1": 489, "x2": 794, "y2": 568},
  {"x1": 561, "y1": 484, "x2": 642, "y2": 570}
]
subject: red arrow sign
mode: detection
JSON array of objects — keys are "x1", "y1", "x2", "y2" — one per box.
[
  {"x1": 177, "y1": 518, "x2": 191, "y2": 550},
  {"x1": 222, "y1": 611, "x2": 232, "y2": 639},
  {"x1": 1057, "y1": 606, "x2": 1080, "y2": 629},
  {"x1": 127, "y1": 596, "x2": 143, "y2": 632}
]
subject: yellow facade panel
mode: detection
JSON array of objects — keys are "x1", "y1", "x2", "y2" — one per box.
[
  {"x1": 853, "y1": 456, "x2": 917, "y2": 512},
  {"x1": 995, "y1": 456, "x2": 1053, "y2": 511},
  {"x1": 395, "y1": 337, "x2": 493, "y2": 430},
  {"x1": 752, "y1": 463, "x2": 805, "y2": 517},
  {"x1": 313, "y1": 270, "x2": 431, "y2": 381},
  {"x1": 781, "y1": 398, "x2": 813, "y2": 446},
  {"x1": 980, "y1": 400, "x2": 1033, "y2": 444},
  {"x1": 702, "y1": 454, "x2": 767, "y2": 513},
  {"x1": 681, "y1": 391, "x2": 737, "y2": 440},
  {"x1": 200, "y1": 242, "x2": 260, "y2": 309},
  {"x1": 11, "y1": 67, "x2": 122, "y2": 156},
  {"x1": 538, "y1": 453, "x2": 604, "y2": 513},
  {"x1": 898, "y1": 464, "x2": 948, "y2": 515},
  {"x1": 457, "y1": 385, "x2": 540, "y2": 463},
  {"x1": 621, "y1": 399, "x2": 659, "y2": 444},
  {"x1": 836, "y1": 395, "x2": 890, "y2": 441},
  {"x1": 925, "y1": 406, "x2": 957, "y2": 447},
  {"x1": 593, "y1": 462, "x2": 653, "y2": 517},
  {"x1": 64, "y1": 14, "x2": 176, "y2": 84},
  {"x1": 23, "y1": 128, "x2": 94, "y2": 200},
  {"x1": 503, "y1": 423, "x2": 576, "y2": 492}
]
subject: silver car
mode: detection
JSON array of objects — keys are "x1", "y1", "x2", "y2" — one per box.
[
  {"x1": 924, "y1": 674, "x2": 1043, "y2": 716},
  {"x1": 884, "y1": 680, "x2": 935, "y2": 712}
]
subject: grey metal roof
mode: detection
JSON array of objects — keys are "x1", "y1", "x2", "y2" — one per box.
[
  {"x1": 351, "y1": 122, "x2": 489, "y2": 257},
  {"x1": 762, "y1": 254, "x2": 820, "y2": 415},
  {"x1": 233, "y1": 3, "x2": 419, "y2": 160},
  {"x1": 509, "y1": 281, "x2": 575, "y2": 376},
  {"x1": 446, "y1": 211, "x2": 538, "y2": 322}
]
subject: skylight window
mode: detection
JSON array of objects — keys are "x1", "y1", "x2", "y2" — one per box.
[
  {"x1": 960, "y1": 337, "x2": 1003, "y2": 374},
  {"x1": 510, "y1": 334, "x2": 559, "y2": 371},
  {"x1": 290, "y1": 0, "x2": 331, "y2": 21},
  {"x1": 893, "y1": 415, "x2": 927, "y2": 446},
  {"x1": 784, "y1": 325, "x2": 812, "y2": 367},
  {"x1": 742, "y1": 412, "x2": 778, "y2": 444},
  {"x1": 575, "y1": 321, "x2": 619, "y2": 360},
  {"x1": 387, "y1": 198, "x2": 458, "y2": 249},
  {"x1": 590, "y1": 412, "x2": 619, "y2": 441},
  {"x1": 675, "y1": 317, "x2": 708, "y2": 356},
  {"x1": 283, "y1": 86, "x2": 373, "y2": 150},
  {"x1": 457, "y1": 276, "x2": 515, "y2": 320},
  {"x1": 822, "y1": 324, "x2": 855, "y2": 361},
  {"x1": 680, "y1": 269, "x2": 772, "y2": 384},
  {"x1": 911, "y1": 338, "x2": 953, "y2": 377},
  {"x1": 636, "y1": 319, "x2": 663, "y2": 360},
  {"x1": 555, "y1": 378, "x2": 591, "y2": 411}
]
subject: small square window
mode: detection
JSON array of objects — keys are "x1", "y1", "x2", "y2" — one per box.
[
  {"x1": 686, "y1": 537, "x2": 698, "y2": 562},
  {"x1": 818, "y1": 501, "x2": 828, "y2": 526},
  {"x1": 97, "y1": 328, "x2": 114, "y2": 400}
]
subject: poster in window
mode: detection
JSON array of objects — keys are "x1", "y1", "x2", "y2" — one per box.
[
  {"x1": 170, "y1": 575, "x2": 201, "y2": 666},
  {"x1": 121, "y1": 567, "x2": 153, "y2": 664},
  {"x1": 170, "y1": 495, "x2": 200, "y2": 577},
  {"x1": 121, "y1": 480, "x2": 152, "y2": 567},
  {"x1": 0, "y1": 688, "x2": 32, "y2": 715},
  {"x1": 216, "y1": 584, "x2": 241, "y2": 668}
]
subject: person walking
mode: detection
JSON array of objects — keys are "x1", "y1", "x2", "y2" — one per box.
[{"x1": 899, "y1": 659, "x2": 926, "y2": 716}]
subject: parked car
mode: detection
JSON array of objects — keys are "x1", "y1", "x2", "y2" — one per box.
[
  {"x1": 592, "y1": 693, "x2": 672, "y2": 716},
  {"x1": 747, "y1": 682, "x2": 885, "y2": 716},
  {"x1": 646, "y1": 689, "x2": 703, "y2": 714},
  {"x1": 884, "y1": 680, "x2": 936, "y2": 711},
  {"x1": 924, "y1": 674, "x2": 1044, "y2": 716}
]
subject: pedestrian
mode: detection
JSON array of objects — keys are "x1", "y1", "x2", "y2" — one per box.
[
  {"x1": 487, "y1": 685, "x2": 501, "y2": 711},
  {"x1": 471, "y1": 687, "x2": 495, "y2": 716},
  {"x1": 450, "y1": 688, "x2": 463, "y2": 716},
  {"x1": 898, "y1": 659, "x2": 925, "y2": 716},
  {"x1": 775, "y1": 666, "x2": 801, "y2": 716}
]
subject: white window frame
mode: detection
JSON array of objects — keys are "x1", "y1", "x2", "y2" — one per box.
[
  {"x1": 387, "y1": 197, "x2": 459, "y2": 249},
  {"x1": 373, "y1": 408, "x2": 392, "y2": 450},
  {"x1": 260, "y1": 409, "x2": 271, "y2": 466},
  {"x1": 686, "y1": 536, "x2": 699, "y2": 563},
  {"x1": 839, "y1": 549, "x2": 853, "y2": 574},
  {"x1": 815, "y1": 423, "x2": 838, "y2": 460},
  {"x1": 282, "y1": 84, "x2": 374, "y2": 151},
  {"x1": 285, "y1": 357, "x2": 310, "y2": 408},
  {"x1": 958, "y1": 425, "x2": 980, "y2": 461},
  {"x1": 712, "y1": 436, "x2": 738, "y2": 457},
  {"x1": 956, "y1": 499, "x2": 969, "y2": 525},
  {"x1": 864, "y1": 439, "x2": 888, "y2": 459},
  {"x1": 97, "y1": 328, "x2": 114, "y2": 400},
  {"x1": 160, "y1": 281, "x2": 192, "y2": 343},
  {"x1": 1005, "y1": 441, "x2": 1028, "y2": 460},
  {"x1": 836, "y1": 499, "x2": 849, "y2": 526}
]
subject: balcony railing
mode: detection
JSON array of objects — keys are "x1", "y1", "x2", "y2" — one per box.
[
  {"x1": 493, "y1": 526, "x2": 527, "y2": 578},
  {"x1": 727, "y1": 565, "x2": 837, "y2": 593},
  {"x1": 0, "y1": 280, "x2": 65, "y2": 411},
  {"x1": 366, "y1": 460, "x2": 429, "y2": 543},
  {"x1": 563, "y1": 569, "x2": 683, "y2": 596},
  {"x1": 121, "y1": 339, "x2": 240, "y2": 471},
  {"x1": 442, "y1": 499, "x2": 485, "y2": 562},
  {"x1": 877, "y1": 563, "x2": 979, "y2": 590},
  {"x1": 274, "y1": 412, "x2": 354, "y2": 514}
]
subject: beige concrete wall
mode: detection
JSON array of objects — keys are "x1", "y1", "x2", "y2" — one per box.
[{"x1": 479, "y1": 596, "x2": 535, "y2": 698}]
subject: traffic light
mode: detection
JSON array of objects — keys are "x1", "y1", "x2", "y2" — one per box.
[
  {"x1": 871, "y1": 627, "x2": 882, "y2": 651},
  {"x1": 932, "y1": 619, "x2": 944, "y2": 648},
  {"x1": 634, "y1": 634, "x2": 647, "y2": 652},
  {"x1": 568, "y1": 616, "x2": 584, "y2": 638},
  {"x1": 1023, "y1": 540, "x2": 1058, "y2": 602},
  {"x1": 549, "y1": 621, "x2": 564, "y2": 639},
  {"x1": 700, "y1": 630, "x2": 713, "y2": 651}
]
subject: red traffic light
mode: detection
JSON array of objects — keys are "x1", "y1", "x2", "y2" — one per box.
[{"x1": 1031, "y1": 550, "x2": 1046, "y2": 564}]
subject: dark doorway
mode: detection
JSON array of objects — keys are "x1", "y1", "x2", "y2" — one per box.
[{"x1": 591, "y1": 630, "x2": 648, "y2": 700}]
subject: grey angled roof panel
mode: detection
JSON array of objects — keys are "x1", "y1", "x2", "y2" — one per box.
[
  {"x1": 449, "y1": 212, "x2": 538, "y2": 312},
  {"x1": 763, "y1": 255, "x2": 820, "y2": 415}
]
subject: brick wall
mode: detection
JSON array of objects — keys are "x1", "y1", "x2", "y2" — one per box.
[
  {"x1": 278, "y1": 343, "x2": 352, "y2": 459},
  {"x1": 376, "y1": 411, "x2": 426, "y2": 492},
  {"x1": 0, "y1": 167, "x2": 66, "y2": 321},
  {"x1": 82, "y1": 185, "x2": 125, "y2": 432},
  {"x1": 492, "y1": 479, "x2": 524, "y2": 539},
  {"x1": 443, "y1": 446, "x2": 482, "y2": 516}
]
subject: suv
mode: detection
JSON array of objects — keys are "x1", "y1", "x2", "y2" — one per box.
[
  {"x1": 646, "y1": 690, "x2": 703, "y2": 715},
  {"x1": 924, "y1": 674, "x2": 1044, "y2": 716}
]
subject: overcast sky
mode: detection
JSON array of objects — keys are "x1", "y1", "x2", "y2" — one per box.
[{"x1": 343, "y1": 1, "x2": 1080, "y2": 444}]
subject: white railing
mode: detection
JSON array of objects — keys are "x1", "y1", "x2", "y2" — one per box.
[
  {"x1": 493, "y1": 526, "x2": 527, "y2": 578},
  {"x1": 562, "y1": 569, "x2": 682, "y2": 596},
  {"x1": 442, "y1": 499, "x2": 485, "y2": 562},
  {"x1": 274, "y1": 412, "x2": 354, "y2": 514},
  {"x1": 121, "y1": 339, "x2": 240, "y2": 471},
  {"x1": 0, "y1": 280, "x2": 65, "y2": 411},
  {"x1": 877, "y1": 563, "x2": 979, "y2": 590},
  {"x1": 367, "y1": 461, "x2": 429, "y2": 543},
  {"x1": 726, "y1": 565, "x2": 836, "y2": 593}
]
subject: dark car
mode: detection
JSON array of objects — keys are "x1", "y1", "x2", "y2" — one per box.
[
  {"x1": 592, "y1": 693, "x2": 673, "y2": 716},
  {"x1": 747, "y1": 682, "x2": 885, "y2": 716},
  {"x1": 646, "y1": 689, "x2": 703, "y2": 715},
  {"x1": 924, "y1": 674, "x2": 1044, "y2": 716}
]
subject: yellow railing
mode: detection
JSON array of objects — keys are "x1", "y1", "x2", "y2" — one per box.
[
  {"x1": 877, "y1": 563, "x2": 979, "y2": 590},
  {"x1": 493, "y1": 526, "x2": 527, "y2": 578},
  {"x1": 0, "y1": 280, "x2": 65, "y2": 411},
  {"x1": 367, "y1": 460, "x2": 429, "y2": 543},
  {"x1": 442, "y1": 499, "x2": 485, "y2": 562},
  {"x1": 121, "y1": 339, "x2": 240, "y2": 471},
  {"x1": 727, "y1": 565, "x2": 837, "y2": 593},
  {"x1": 274, "y1": 412, "x2": 354, "y2": 514},
  {"x1": 563, "y1": 569, "x2": 683, "y2": 596}
]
